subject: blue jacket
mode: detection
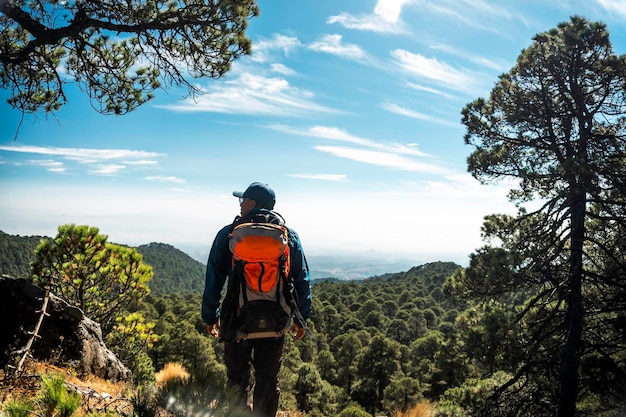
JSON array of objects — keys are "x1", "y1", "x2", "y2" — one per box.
[{"x1": 201, "y1": 210, "x2": 312, "y2": 327}]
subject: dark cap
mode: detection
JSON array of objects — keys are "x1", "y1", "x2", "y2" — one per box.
[{"x1": 233, "y1": 182, "x2": 276, "y2": 209}]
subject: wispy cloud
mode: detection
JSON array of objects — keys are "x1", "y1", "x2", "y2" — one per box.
[
  {"x1": 405, "y1": 82, "x2": 459, "y2": 100},
  {"x1": 315, "y1": 146, "x2": 450, "y2": 174},
  {"x1": 382, "y1": 101, "x2": 457, "y2": 126},
  {"x1": 0, "y1": 145, "x2": 163, "y2": 176},
  {"x1": 270, "y1": 63, "x2": 296, "y2": 76},
  {"x1": 423, "y1": 0, "x2": 517, "y2": 34},
  {"x1": 327, "y1": 0, "x2": 413, "y2": 34},
  {"x1": 306, "y1": 125, "x2": 386, "y2": 147},
  {"x1": 428, "y1": 42, "x2": 508, "y2": 71},
  {"x1": 456, "y1": 0, "x2": 515, "y2": 20},
  {"x1": 158, "y1": 73, "x2": 337, "y2": 116},
  {"x1": 125, "y1": 160, "x2": 158, "y2": 166},
  {"x1": 308, "y1": 34, "x2": 367, "y2": 61},
  {"x1": 28, "y1": 159, "x2": 66, "y2": 173},
  {"x1": 289, "y1": 173, "x2": 348, "y2": 182},
  {"x1": 146, "y1": 175, "x2": 186, "y2": 184},
  {"x1": 391, "y1": 50, "x2": 481, "y2": 94},
  {"x1": 250, "y1": 34, "x2": 301, "y2": 63},
  {"x1": 268, "y1": 124, "x2": 431, "y2": 157},
  {"x1": 267, "y1": 124, "x2": 452, "y2": 173},
  {"x1": 90, "y1": 164, "x2": 126, "y2": 175},
  {"x1": 595, "y1": 0, "x2": 626, "y2": 18},
  {"x1": 328, "y1": 0, "x2": 521, "y2": 39},
  {"x1": 0, "y1": 145, "x2": 162, "y2": 162}
]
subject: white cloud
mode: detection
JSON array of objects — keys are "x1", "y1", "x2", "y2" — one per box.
[
  {"x1": 428, "y1": 42, "x2": 508, "y2": 71},
  {"x1": 308, "y1": 34, "x2": 367, "y2": 60},
  {"x1": 327, "y1": 0, "x2": 413, "y2": 34},
  {"x1": 268, "y1": 124, "x2": 431, "y2": 157},
  {"x1": 326, "y1": 0, "x2": 516, "y2": 36},
  {"x1": 315, "y1": 145, "x2": 449, "y2": 174},
  {"x1": 27, "y1": 159, "x2": 66, "y2": 173},
  {"x1": 422, "y1": 1, "x2": 515, "y2": 34},
  {"x1": 270, "y1": 63, "x2": 296, "y2": 76},
  {"x1": 460, "y1": 0, "x2": 514, "y2": 19},
  {"x1": 0, "y1": 145, "x2": 163, "y2": 176},
  {"x1": 146, "y1": 175, "x2": 186, "y2": 184},
  {"x1": 382, "y1": 101, "x2": 456, "y2": 125},
  {"x1": 125, "y1": 160, "x2": 158, "y2": 166},
  {"x1": 307, "y1": 125, "x2": 385, "y2": 147},
  {"x1": 0, "y1": 145, "x2": 162, "y2": 162},
  {"x1": 327, "y1": 13, "x2": 407, "y2": 34},
  {"x1": 374, "y1": 0, "x2": 412, "y2": 23},
  {"x1": 159, "y1": 73, "x2": 337, "y2": 116},
  {"x1": 251, "y1": 34, "x2": 301, "y2": 63},
  {"x1": 90, "y1": 164, "x2": 126, "y2": 175},
  {"x1": 391, "y1": 50, "x2": 479, "y2": 93},
  {"x1": 289, "y1": 173, "x2": 348, "y2": 182},
  {"x1": 595, "y1": 0, "x2": 626, "y2": 18},
  {"x1": 405, "y1": 81, "x2": 459, "y2": 100}
]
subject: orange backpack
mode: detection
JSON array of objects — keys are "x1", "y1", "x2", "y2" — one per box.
[{"x1": 228, "y1": 210, "x2": 293, "y2": 339}]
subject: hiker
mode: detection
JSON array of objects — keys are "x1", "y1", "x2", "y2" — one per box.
[{"x1": 202, "y1": 182, "x2": 312, "y2": 417}]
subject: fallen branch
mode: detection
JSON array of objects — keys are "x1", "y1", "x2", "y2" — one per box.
[{"x1": 15, "y1": 288, "x2": 51, "y2": 375}]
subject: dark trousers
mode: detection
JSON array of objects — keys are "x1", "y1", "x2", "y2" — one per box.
[{"x1": 224, "y1": 336, "x2": 286, "y2": 417}]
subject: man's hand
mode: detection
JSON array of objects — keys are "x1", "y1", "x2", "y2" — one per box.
[
  {"x1": 206, "y1": 322, "x2": 220, "y2": 338},
  {"x1": 291, "y1": 322, "x2": 306, "y2": 341}
]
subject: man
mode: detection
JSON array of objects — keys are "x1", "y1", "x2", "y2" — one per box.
[{"x1": 202, "y1": 182, "x2": 312, "y2": 417}]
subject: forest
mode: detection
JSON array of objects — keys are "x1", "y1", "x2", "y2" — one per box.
[
  {"x1": 1, "y1": 227, "x2": 467, "y2": 416},
  {"x1": 1, "y1": 215, "x2": 624, "y2": 417}
]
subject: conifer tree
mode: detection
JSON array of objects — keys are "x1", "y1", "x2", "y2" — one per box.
[
  {"x1": 31, "y1": 224, "x2": 153, "y2": 332},
  {"x1": 1, "y1": 0, "x2": 258, "y2": 116},
  {"x1": 459, "y1": 16, "x2": 626, "y2": 416}
]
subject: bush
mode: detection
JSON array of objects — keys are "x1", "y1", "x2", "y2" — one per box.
[
  {"x1": 2, "y1": 400, "x2": 34, "y2": 417},
  {"x1": 38, "y1": 374, "x2": 81, "y2": 417},
  {"x1": 338, "y1": 405, "x2": 370, "y2": 417}
]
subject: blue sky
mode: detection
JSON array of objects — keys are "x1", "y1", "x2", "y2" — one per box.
[{"x1": 1, "y1": 0, "x2": 625, "y2": 266}]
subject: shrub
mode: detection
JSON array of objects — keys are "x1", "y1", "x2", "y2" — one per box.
[
  {"x1": 337, "y1": 405, "x2": 370, "y2": 417},
  {"x1": 38, "y1": 374, "x2": 81, "y2": 417}
]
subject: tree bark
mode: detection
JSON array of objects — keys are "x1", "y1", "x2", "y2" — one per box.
[{"x1": 557, "y1": 187, "x2": 586, "y2": 417}]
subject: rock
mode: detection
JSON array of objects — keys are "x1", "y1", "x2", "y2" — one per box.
[{"x1": 0, "y1": 275, "x2": 131, "y2": 382}]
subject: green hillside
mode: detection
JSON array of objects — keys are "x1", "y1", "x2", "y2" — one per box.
[
  {"x1": 0, "y1": 230, "x2": 44, "y2": 279},
  {"x1": 135, "y1": 242, "x2": 205, "y2": 294},
  {"x1": 0, "y1": 230, "x2": 205, "y2": 294}
]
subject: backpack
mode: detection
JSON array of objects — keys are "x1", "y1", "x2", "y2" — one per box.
[{"x1": 226, "y1": 210, "x2": 294, "y2": 340}]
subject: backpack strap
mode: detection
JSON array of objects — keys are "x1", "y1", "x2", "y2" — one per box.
[{"x1": 233, "y1": 209, "x2": 286, "y2": 227}]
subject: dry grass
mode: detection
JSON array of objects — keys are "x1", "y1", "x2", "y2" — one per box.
[
  {"x1": 1, "y1": 359, "x2": 133, "y2": 417},
  {"x1": 155, "y1": 362, "x2": 190, "y2": 389},
  {"x1": 395, "y1": 401, "x2": 434, "y2": 417}
]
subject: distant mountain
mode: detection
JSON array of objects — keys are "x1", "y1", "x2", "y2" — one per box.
[
  {"x1": 367, "y1": 261, "x2": 462, "y2": 286},
  {"x1": 0, "y1": 230, "x2": 45, "y2": 279},
  {"x1": 135, "y1": 242, "x2": 205, "y2": 294},
  {"x1": 0, "y1": 230, "x2": 205, "y2": 294},
  {"x1": 306, "y1": 253, "x2": 425, "y2": 280}
]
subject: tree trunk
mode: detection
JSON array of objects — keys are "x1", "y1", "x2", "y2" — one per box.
[{"x1": 557, "y1": 189, "x2": 586, "y2": 417}]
